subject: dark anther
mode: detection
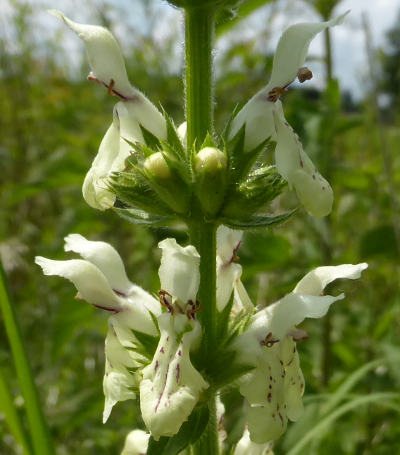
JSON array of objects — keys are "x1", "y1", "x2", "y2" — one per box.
[
  {"x1": 297, "y1": 67, "x2": 313, "y2": 83},
  {"x1": 158, "y1": 289, "x2": 174, "y2": 314},
  {"x1": 186, "y1": 300, "x2": 201, "y2": 319},
  {"x1": 260, "y1": 332, "x2": 280, "y2": 347}
]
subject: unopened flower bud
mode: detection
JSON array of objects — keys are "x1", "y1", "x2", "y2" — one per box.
[
  {"x1": 194, "y1": 147, "x2": 228, "y2": 216},
  {"x1": 195, "y1": 147, "x2": 227, "y2": 173},
  {"x1": 144, "y1": 152, "x2": 171, "y2": 179},
  {"x1": 144, "y1": 152, "x2": 189, "y2": 215}
]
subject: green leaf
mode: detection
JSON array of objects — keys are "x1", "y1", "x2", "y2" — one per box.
[
  {"x1": 147, "y1": 406, "x2": 209, "y2": 455},
  {"x1": 130, "y1": 330, "x2": 159, "y2": 360},
  {"x1": 140, "y1": 124, "x2": 162, "y2": 150},
  {"x1": 108, "y1": 172, "x2": 172, "y2": 215},
  {"x1": 216, "y1": 0, "x2": 274, "y2": 36},
  {"x1": 163, "y1": 109, "x2": 186, "y2": 160},
  {"x1": 113, "y1": 207, "x2": 175, "y2": 226},
  {"x1": 201, "y1": 132, "x2": 218, "y2": 149},
  {"x1": 221, "y1": 209, "x2": 296, "y2": 229}
]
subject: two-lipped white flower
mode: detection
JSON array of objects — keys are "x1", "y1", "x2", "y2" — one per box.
[
  {"x1": 140, "y1": 239, "x2": 208, "y2": 440},
  {"x1": 216, "y1": 226, "x2": 252, "y2": 313},
  {"x1": 234, "y1": 427, "x2": 274, "y2": 455},
  {"x1": 235, "y1": 262, "x2": 368, "y2": 443},
  {"x1": 35, "y1": 234, "x2": 161, "y2": 422},
  {"x1": 121, "y1": 429, "x2": 150, "y2": 455},
  {"x1": 50, "y1": 11, "x2": 167, "y2": 210},
  {"x1": 229, "y1": 13, "x2": 348, "y2": 218}
]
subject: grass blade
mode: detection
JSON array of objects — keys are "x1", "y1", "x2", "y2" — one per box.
[
  {"x1": 320, "y1": 358, "x2": 385, "y2": 416},
  {"x1": 287, "y1": 393, "x2": 400, "y2": 455},
  {"x1": 0, "y1": 260, "x2": 55, "y2": 455},
  {"x1": 0, "y1": 367, "x2": 32, "y2": 455}
]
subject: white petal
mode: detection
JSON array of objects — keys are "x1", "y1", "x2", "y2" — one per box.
[
  {"x1": 233, "y1": 278, "x2": 254, "y2": 314},
  {"x1": 217, "y1": 226, "x2": 243, "y2": 263},
  {"x1": 294, "y1": 263, "x2": 368, "y2": 295},
  {"x1": 247, "y1": 293, "x2": 343, "y2": 352},
  {"x1": 82, "y1": 122, "x2": 120, "y2": 210},
  {"x1": 234, "y1": 427, "x2": 274, "y2": 455},
  {"x1": 177, "y1": 121, "x2": 187, "y2": 145},
  {"x1": 49, "y1": 10, "x2": 135, "y2": 99},
  {"x1": 268, "y1": 13, "x2": 349, "y2": 89},
  {"x1": 111, "y1": 296, "x2": 160, "y2": 340},
  {"x1": 117, "y1": 98, "x2": 167, "y2": 146},
  {"x1": 229, "y1": 97, "x2": 277, "y2": 151},
  {"x1": 239, "y1": 338, "x2": 304, "y2": 443},
  {"x1": 140, "y1": 314, "x2": 208, "y2": 440},
  {"x1": 274, "y1": 108, "x2": 333, "y2": 218},
  {"x1": 35, "y1": 257, "x2": 122, "y2": 310},
  {"x1": 103, "y1": 325, "x2": 139, "y2": 422},
  {"x1": 103, "y1": 367, "x2": 136, "y2": 423},
  {"x1": 64, "y1": 234, "x2": 133, "y2": 294},
  {"x1": 121, "y1": 429, "x2": 150, "y2": 455},
  {"x1": 158, "y1": 238, "x2": 200, "y2": 303},
  {"x1": 216, "y1": 258, "x2": 239, "y2": 312}
]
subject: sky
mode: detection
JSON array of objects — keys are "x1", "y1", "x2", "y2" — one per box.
[
  {"x1": 1, "y1": 0, "x2": 400, "y2": 99},
  {"x1": 215, "y1": 0, "x2": 400, "y2": 99}
]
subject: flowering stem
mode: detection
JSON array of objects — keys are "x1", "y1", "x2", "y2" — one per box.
[
  {"x1": 0, "y1": 260, "x2": 55, "y2": 455},
  {"x1": 185, "y1": 5, "x2": 215, "y2": 148},
  {"x1": 189, "y1": 222, "x2": 217, "y2": 355},
  {"x1": 185, "y1": 4, "x2": 218, "y2": 453}
]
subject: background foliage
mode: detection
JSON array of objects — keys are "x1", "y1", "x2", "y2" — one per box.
[{"x1": 1, "y1": 0, "x2": 399, "y2": 453}]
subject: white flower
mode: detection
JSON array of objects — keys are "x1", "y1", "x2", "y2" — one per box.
[
  {"x1": 139, "y1": 239, "x2": 208, "y2": 440},
  {"x1": 216, "y1": 226, "x2": 252, "y2": 313},
  {"x1": 35, "y1": 233, "x2": 161, "y2": 421},
  {"x1": 235, "y1": 263, "x2": 367, "y2": 443},
  {"x1": 121, "y1": 429, "x2": 150, "y2": 455},
  {"x1": 49, "y1": 11, "x2": 167, "y2": 210},
  {"x1": 158, "y1": 238, "x2": 200, "y2": 304},
  {"x1": 229, "y1": 13, "x2": 348, "y2": 218},
  {"x1": 234, "y1": 427, "x2": 274, "y2": 455}
]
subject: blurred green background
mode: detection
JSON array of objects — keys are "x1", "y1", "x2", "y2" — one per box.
[{"x1": 1, "y1": 0, "x2": 400, "y2": 453}]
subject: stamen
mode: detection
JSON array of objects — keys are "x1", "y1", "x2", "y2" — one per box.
[
  {"x1": 297, "y1": 67, "x2": 313, "y2": 83},
  {"x1": 260, "y1": 332, "x2": 280, "y2": 347},
  {"x1": 158, "y1": 290, "x2": 174, "y2": 314},
  {"x1": 267, "y1": 86, "x2": 287, "y2": 102}
]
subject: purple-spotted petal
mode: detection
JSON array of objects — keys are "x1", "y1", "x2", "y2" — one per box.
[{"x1": 139, "y1": 314, "x2": 208, "y2": 440}]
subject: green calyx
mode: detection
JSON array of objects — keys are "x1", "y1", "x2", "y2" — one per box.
[{"x1": 107, "y1": 112, "x2": 292, "y2": 228}]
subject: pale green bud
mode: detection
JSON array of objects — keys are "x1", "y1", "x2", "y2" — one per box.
[
  {"x1": 194, "y1": 147, "x2": 228, "y2": 216},
  {"x1": 144, "y1": 152, "x2": 171, "y2": 180},
  {"x1": 144, "y1": 152, "x2": 189, "y2": 215}
]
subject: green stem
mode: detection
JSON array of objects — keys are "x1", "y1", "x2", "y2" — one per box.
[
  {"x1": 0, "y1": 260, "x2": 55, "y2": 455},
  {"x1": 189, "y1": 222, "x2": 217, "y2": 355},
  {"x1": 185, "y1": 4, "x2": 218, "y2": 453},
  {"x1": 193, "y1": 393, "x2": 219, "y2": 455},
  {"x1": 185, "y1": 6, "x2": 215, "y2": 148}
]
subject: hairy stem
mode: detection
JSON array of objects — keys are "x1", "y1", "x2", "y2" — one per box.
[
  {"x1": 185, "y1": 4, "x2": 218, "y2": 453},
  {"x1": 185, "y1": 6, "x2": 215, "y2": 148}
]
